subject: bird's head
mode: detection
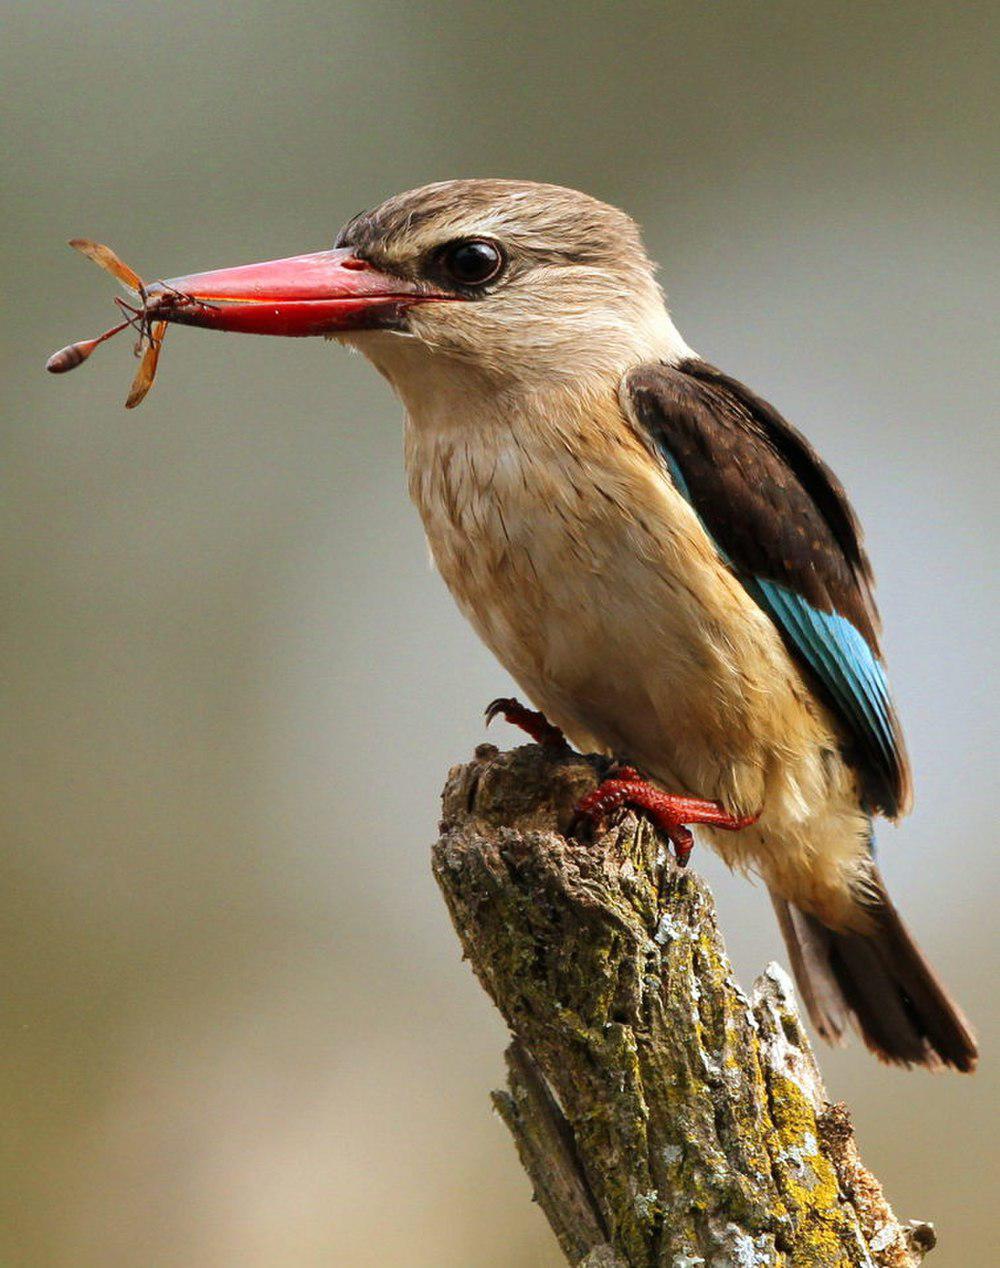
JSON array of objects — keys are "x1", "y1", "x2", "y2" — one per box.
[
  {"x1": 148, "y1": 180, "x2": 689, "y2": 407},
  {"x1": 332, "y1": 180, "x2": 688, "y2": 397}
]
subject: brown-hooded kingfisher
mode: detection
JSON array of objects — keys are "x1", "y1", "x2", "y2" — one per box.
[{"x1": 70, "y1": 180, "x2": 977, "y2": 1071}]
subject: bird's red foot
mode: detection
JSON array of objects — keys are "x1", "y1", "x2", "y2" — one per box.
[
  {"x1": 574, "y1": 766, "x2": 759, "y2": 867},
  {"x1": 485, "y1": 696, "x2": 568, "y2": 749}
]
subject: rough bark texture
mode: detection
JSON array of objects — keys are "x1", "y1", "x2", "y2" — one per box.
[{"x1": 432, "y1": 743, "x2": 936, "y2": 1268}]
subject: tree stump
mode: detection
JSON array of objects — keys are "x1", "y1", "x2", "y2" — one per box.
[{"x1": 432, "y1": 743, "x2": 936, "y2": 1268}]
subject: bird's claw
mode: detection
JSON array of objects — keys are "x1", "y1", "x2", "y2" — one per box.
[
  {"x1": 485, "y1": 696, "x2": 568, "y2": 749},
  {"x1": 573, "y1": 766, "x2": 759, "y2": 867}
]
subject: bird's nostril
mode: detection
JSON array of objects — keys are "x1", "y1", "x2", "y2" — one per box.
[{"x1": 340, "y1": 256, "x2": 369, "y2": 271}]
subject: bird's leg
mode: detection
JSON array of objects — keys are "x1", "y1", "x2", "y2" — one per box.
[
  {"x1": 574, "y1": 765, "x2": 759, "y2": 867},
  {"x1": 485, "y1": 696, "x2": 568, "y2": 749}
]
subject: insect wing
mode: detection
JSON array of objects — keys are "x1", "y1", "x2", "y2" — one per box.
[
  {"x1": 124, "y1": 322, "x2": 167, "y2": 409},
  {"x1": 70, "y1": 239, "x2": 144, "y2": 293}
]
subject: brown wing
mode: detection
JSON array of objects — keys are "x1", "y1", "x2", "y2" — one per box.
[{"x1": 626, "y1": 358, "x2": 912, "y2": 817}]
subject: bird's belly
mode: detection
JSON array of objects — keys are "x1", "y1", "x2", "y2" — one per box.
[
  {"x1": 408, "y1": 413, "x2": 872, "y2": 921},
  {"x1": 442, "y1": 514, "x2": 867, "y2": 914},
  {"x1": 420, "y1": 463, "x2": 823, "y2": 813}
]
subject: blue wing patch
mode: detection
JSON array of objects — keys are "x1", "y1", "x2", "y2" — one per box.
[{"x1": 742, "y1": 578, "x2": 900, "y2": 799}]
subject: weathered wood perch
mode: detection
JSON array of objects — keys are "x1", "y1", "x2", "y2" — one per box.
[{"x1": 432, "y1": 743, "x2": 937, "y2": 1268}]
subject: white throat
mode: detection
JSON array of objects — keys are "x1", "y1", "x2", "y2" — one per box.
[{"x1": 346, "y1": 298, "x2": 694, "y2": 440}]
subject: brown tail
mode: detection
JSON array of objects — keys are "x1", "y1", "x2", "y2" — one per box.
[{"x1": 771, "y1": 869, "x2": 978, "y2": 1072}]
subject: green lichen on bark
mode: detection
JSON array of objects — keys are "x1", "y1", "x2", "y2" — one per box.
[{"x1": 433, "y1": 743, "x2": 935, "y2": 1268}]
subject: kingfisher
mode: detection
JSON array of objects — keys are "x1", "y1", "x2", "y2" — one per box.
[{"x1": 86, "y1": 179, "x2": 976, "y2": 1070}]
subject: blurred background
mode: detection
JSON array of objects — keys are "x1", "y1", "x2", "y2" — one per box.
[{"x1": 2, "y1": 2, "x2": 996, "y2": 1264}]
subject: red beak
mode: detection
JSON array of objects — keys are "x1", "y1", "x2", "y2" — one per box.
[{"x1": 145, "y1": 247, "x2": 443, "y2": 337}]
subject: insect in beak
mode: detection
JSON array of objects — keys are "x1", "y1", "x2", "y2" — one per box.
[
  {"x1": 47, "y1": 239, "x2": 447, "y2": 408},
  {"x1": 45, "y1": 239, "x2": 216, "y2": 409}
]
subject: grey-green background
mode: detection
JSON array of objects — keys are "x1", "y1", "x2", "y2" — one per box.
[{"x1": 2, "y1": 3, "x2": 997, "y2": 1264}]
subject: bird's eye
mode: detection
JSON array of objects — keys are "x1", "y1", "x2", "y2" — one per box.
[{"x1": 440, "y1": 239, "x2": 504, "y2": 287}]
